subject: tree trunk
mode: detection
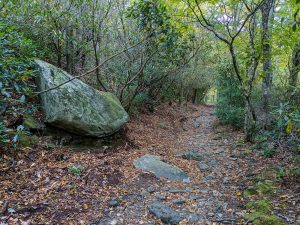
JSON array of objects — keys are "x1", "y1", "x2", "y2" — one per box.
[
  {"x1": 65, "y1": 27, "x2": 75, "y2": 74},
  {"x1": 289, "y1": 42, "x2": 300, "y2": 104},
  {"x1": 192, "y1": 89, "x2": 198, "y2": 104},
  {"x1": 244, "y1": 99, "x2": 255, "y2": 142},
  {"x1": 179, "y1": 82, "x2": 184, "y2": 106},
  {"x1": 290, "y1": 42, "x2": 300, "y2": 87},
  {"x1": 57, "y1": 43, "x2": 62, "y2": 68},
  {"x1": 261, "y1": 0, "x2": 274, "y2": 129}
]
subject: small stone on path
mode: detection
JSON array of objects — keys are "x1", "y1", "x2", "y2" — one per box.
[
  {"x1": 141, "y1": 190, "x2": 150, "y2": 196},
  {"x1": 162, "y1": 187, "x2": 169, "y2": 191},
  {"x1": 223, "y1": 177, "x2": 229, "y2": 184},
  {"x1": 179, "y1": 150, "x2": 204, "y2": 161},
  {"x1": 187, "y1": 213, "x2": 203, "y2": 222},
  {"x1": 155, "y1": 193, "x2": 167, "y2": 200},
  {"x1": 216, "y1": 147, "x2": 225, "y2": 154},
  {"x1": 185, "y1": 187, "x2": 193, "y2": 192},
  {"x1": 208, "y1": 160, "x2": 218, "y2": 166},
  {"x1": 207, "y1": 212, "x2": 214, "y2": 217},
  {"x1": 169, "y1": 189, "x2": 186, "y2": 193},
  {"x1": 198, "y1": 162, "x2": 209, "y2": 171},
  {"x1": 189, "y1": 195, "x2": 203, "y2": 200},
  {"x1": 148, "y1": 202, "x2": 183, "y2": 224},
  {"x1": 173, "y1": 199, "x2": 186, "y2": 204},
  {"x1": 199, "y1": 189, "x2": 209, "y2": 194},
  {"x1": 147, "y1": 186, "x2": 156, "y2": 193},
  {"x1": 109, "y1": 198, "x2": 119, "y2": 207},
  {"x1": 204, "y1": 175, "x2": 214, "y2": 182}
]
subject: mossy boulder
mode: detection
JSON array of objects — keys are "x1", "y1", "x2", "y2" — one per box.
[{"x1": 34, "y1": 60, "x2": 129, "y2": 137}]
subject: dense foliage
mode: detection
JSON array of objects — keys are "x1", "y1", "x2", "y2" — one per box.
[
  {"x1": 0, "y1": 0, "x2": 299, "y2": 150},
  {"x1": 216, "y1": 65, "x2": 245, "y2": 129},
  {"x1": 0, "y1": 15, "x2": 39, "y2": 149}
]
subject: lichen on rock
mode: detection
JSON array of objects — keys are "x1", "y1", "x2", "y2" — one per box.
[{"x1": 34, "y1": 59, "x2": 129, "y2": 137}]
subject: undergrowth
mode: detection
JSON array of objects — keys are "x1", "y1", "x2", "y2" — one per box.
[{"x1": 243, "y1": 180, "x2": 284, "y2": 225}]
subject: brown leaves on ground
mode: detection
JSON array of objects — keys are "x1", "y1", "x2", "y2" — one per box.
[{"x1": 0, "y1": 104, "x2": 299, "y2": 224}]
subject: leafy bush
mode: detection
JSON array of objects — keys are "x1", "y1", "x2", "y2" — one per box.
[
  {"x1": 263, "y1": 148, "x2": 276, "y2": 158},
  {"x1": 0, "y1": 122, "x2": 9, "y2": 148},
  {"x1": 244, "y1": 181, "x2": 283, "y2": 225},
  {"x1": 131, "y1": 92, "x2": 150, "y2": 108},
  {"x1": 243, "y1": 180, "x2": 276, "y2": 197},
  {"x1": 271, "y1": 100, "x2": 300, "y2": 150},
  {"x1": 0, "y1": 21, "x2": 37, "y2": 95},
  {"x1": 216, "y1": 67, "x2": 245, "y2": 128},
  {"x1": 0, "y1": 18, "x2": 38, "y2": 151},
  {"x1": 68, "y1": 165, "x2": 84, "y2": 176}
]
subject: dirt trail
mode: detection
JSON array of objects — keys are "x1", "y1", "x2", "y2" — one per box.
[
  {"x1": 96, "y1": 105, "x2": 248, "y2": 224},
  {"x1": 0, "y1": 104, "x2": 298, "y2": 224}
]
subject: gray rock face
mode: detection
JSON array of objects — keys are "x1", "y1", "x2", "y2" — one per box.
[
  {"x1": 148, "y1": 202, "x2": 183, "y2": 224},
  {"x1": 133, "y1": 154, "x2": 189, "y2": 181},
  {"x1": 35, "y1": 60, "x2": 129, "y2": 137}
]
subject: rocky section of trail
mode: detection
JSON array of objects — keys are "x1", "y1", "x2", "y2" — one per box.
[
  {"x1": 0, "y1": 104, "x2": 299, "y2": 224},
  {"x1": 95, "y1": 105, "x2": 299, "y2": 225}
]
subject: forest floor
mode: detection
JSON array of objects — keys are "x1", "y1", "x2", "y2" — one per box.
[{"x1": 0, "y1": 104, "x2": 299, "y2": 224}]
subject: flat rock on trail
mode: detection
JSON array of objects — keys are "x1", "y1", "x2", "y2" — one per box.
[
  {"x1": 133, "y1": 154, "x2": 189, "y2": 181},
  {"x1": 0, "y1": 104, "x2": 298, "y2": 224}
]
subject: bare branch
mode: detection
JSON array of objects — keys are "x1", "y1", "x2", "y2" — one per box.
[
  {"x1": 119, "y1": 49, "x2": 159, "y2": 100},
  {"x1": 232, "y1": 0, "x2": 265, "y2": 41},
  {"x1": 36, "y1": 36, "x2": 150, "y2": 95},
  {"x1": 187, "y1": 1, "x2": 230, "y2": 44}
]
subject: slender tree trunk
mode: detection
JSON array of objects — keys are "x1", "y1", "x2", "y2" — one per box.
[
  {"x1": 192, "y1": 89, "x2": 198, "y2": 104},
  {"x1": 179, "y1": 81, "x2": 184, "y2": 106},
  {"x1": 289, "y1": 42, "x2": 300, "y2": 103},
  {"x1": 290, "y1": 42, "x2": 300, "y2": 87},
  {"x1": 93, "y1": 39, "x2": 100, "y2": 83},
  {"x1": 243, "y1": 13, "x2": 259, "y2": 142},
  {"x1": 65, "y1": 26, "x2": 75, "y2": 73},
  {"x1": 261, "y1": 0, "x2": 274, "y2": 129},
  {"x1": 57, "y1": 42, "x2": 62, "y2": 68},
  {"x1": 245, "y1": 100, "x2": 254, "y2": 141}
]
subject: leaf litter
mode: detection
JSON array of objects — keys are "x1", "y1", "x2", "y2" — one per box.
[{"x1": 0, "y1": 104, "x2": 299, "y2": 224}]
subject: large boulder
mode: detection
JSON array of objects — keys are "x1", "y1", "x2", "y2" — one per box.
[{"x1": 34, "y1": 60, "x2": 129, "y2": 137}]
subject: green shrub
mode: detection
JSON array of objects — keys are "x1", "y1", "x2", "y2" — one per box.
[
  {"x1": 0, "y1": 122, "x2": 9, "y2": 148},
  {"x1": 243, "y1": 180, "x2": 276, "y2": 197},
  {"x1": 0, "y1": 18, "x2": 38, "y2": 151},
  {"x1": 244, "y1": 182, "x2": 283, "y2": 225},
  {"x1": 215, "y1": 67, "x2": 245, "y2": 128},
  {"x1": 68, "y1": 165, "x2": 84, "y2": 176},
  {"x1": 244, "y1": 213, "x2": 284, "y2": 225},
  {"x1": 263, "y1": 148, "x2": 276, "y2": 158},
  {"x1": 275, "y1": 167, "x2": 286, "y2": 179},
  {"x1": 270, "y1": 100, "x2": 300, "y2": 151}
]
